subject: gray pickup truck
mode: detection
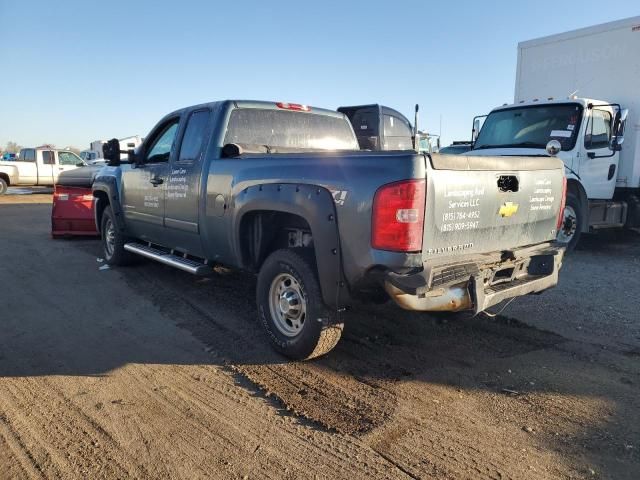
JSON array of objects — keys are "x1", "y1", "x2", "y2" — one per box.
[{"x1": 94, "y1": 100, "x2": 566, "y2": 360}]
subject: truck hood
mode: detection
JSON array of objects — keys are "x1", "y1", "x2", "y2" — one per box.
[
  {"x1": 466, "y1": 148, "x2": 548, "y2": 157},
  {"x1": 465, "y1": 148, "x2": 575, "y2": 171}
]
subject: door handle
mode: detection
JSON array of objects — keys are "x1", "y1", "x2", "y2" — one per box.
[{"x1": 150, "y1": 177, "x2": 164, "y2": 187}]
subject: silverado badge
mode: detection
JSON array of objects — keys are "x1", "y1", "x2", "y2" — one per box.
[{"x1": 499, "y1": 201, "x2": 519, "y2": 217}]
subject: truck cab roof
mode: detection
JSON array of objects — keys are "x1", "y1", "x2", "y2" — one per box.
[
  {"x1": 161, "y1": 100, "x2": 349, "y2": 122},
  {"x1": 490, "y1": 97, "x2": 612, "y2": 113}
]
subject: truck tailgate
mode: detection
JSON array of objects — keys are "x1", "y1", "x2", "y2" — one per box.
[{"x1": 423, "y1": 154, "x2": 564, "y2": 260}]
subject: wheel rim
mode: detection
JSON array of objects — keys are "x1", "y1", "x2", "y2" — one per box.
[
  {"x1": 557, "y1": 205, "x2": 577, "y2": 244},
  {"x1": 104, "y1": 218, "x2": 116, "y2": 258},
  {"x1": 269, "y1": 273, "x2": 307, "y2": 337}
]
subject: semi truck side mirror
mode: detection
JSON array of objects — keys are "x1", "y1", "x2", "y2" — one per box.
[
  {"x1": 472, "y1": 119, "x2": 481, "y2": 144},
  {"x1": 610, "y1": 108, "x2": 629, "y2": 151}
]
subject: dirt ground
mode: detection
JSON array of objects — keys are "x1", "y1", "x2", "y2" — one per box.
[{"x1": 0, "y1": 193, "x2": 639, "y2": 480}]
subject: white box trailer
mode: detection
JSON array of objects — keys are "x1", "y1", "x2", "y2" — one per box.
[{"x1": 515, "y1": 16, "x2": 640, "y2": 190}]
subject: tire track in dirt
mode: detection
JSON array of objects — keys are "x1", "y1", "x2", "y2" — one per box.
[
  {"x1": 0, "y1": 413, "x2": 44, "y2": 479},
  {"x1": 0, "y1": 377, "x2": 152, "y2": 479}
]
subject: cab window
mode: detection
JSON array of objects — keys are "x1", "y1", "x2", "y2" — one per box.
[
  {"x1": 42, "y1": 151, "x2": 55, "y2": 165},
  {"x1": 585, "y1": 110, "x2": 611, "y2": 150},
  {"x1": 146, "y1": 120, "x2": 180, "y2": 163},
  {"x1": 59, "y1": 151, "x2": 82, "y2": 166},
  {"x1": 178, "y1": 110, "x2": 209, "y2": 162}
]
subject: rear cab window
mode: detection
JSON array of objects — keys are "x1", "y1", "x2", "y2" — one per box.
[{"x1": 224, "y1": 108, "x2": 358, "y2": 151}]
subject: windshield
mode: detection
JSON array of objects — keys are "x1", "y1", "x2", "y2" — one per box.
[
  {"x1": 474, "y1": 103, "x2": 583, "y2": 151},
  {"x1": 224, "y1": 108, "x2": 359, "y2": 151}
]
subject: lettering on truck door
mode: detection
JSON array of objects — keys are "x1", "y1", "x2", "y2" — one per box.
[{"x1": 163, "y1": 109, "x2": 211, "y2": 251}]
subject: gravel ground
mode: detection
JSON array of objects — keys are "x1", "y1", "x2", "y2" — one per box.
[{"x1": 0, "y1": 193, "x2": 638, "y2": 479}]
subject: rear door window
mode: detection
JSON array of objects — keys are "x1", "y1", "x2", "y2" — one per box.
[
  {"x1": 42, "y1": 151, "x2": 55, "y2": 165},
  {"x1": 178, "y1": 110, "x2": 210, "y2": 162}
]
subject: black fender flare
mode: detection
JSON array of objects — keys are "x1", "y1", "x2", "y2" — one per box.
[
  {"x1": 92, "y1": 175, "x2": 126, "y2": 233},
  {"x1": 233, "y1": 183, "x2": 348, "y2": 309}
]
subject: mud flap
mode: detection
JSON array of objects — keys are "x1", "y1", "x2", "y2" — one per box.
[{"x1": 470, "y1": 275, "x2": 485, "y2": 315}]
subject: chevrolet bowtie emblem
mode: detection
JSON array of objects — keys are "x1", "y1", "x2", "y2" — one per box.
[{"x1": 499, "y1": 202, "x2": 519, "y2": 217}]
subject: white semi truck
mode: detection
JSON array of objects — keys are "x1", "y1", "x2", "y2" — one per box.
[{"x1": 469, "y1": 16, "x2": 639, "y2": 249}]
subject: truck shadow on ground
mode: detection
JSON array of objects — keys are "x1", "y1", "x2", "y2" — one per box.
[{"x1": 1, "y1": 204, "x2": 639, "y2": 478}]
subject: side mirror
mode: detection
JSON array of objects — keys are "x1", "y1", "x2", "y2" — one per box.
[
  {"x1": 103, "y1": 138, "x2": 121, "y2": 166},
  {"x1": 609, "y1": 137, "x2": 623, "y2": 152},
  {"x1": 472, "y1": 119, "x2": 481, "y2": 143},
  {"x1": 546, "y1": 139, "x2": 561, "y2": 156},
  {"x1": 76, "y1": 161, "x2": 85, "y2": 167},
  {"x1": 610, "y1": 108, "x2": 628, "y2": 151},
  {"x1": 126, "y1": 149, "x2": 137, "y2": 164}
]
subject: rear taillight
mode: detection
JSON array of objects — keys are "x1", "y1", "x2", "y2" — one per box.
[
  {"x1": 276, "y1": 102, "x2": 310, "y2": 112},
  {"x1": 557, "y1": 176, "x2": 567, "y2": 230},
  {"x1": 372, "y1": 179, "x2": 426, "y2": 252}
]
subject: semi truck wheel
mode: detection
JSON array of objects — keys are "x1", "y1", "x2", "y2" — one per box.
[
  {"x1": 557, "y1": 192, "x2": 582, "y2": 251},
  {"x1": 0, "y1": 178, "x2": 7, "y2": 195},
  {"x1": 257, "y1": 248, "x2": 343, "y2": 360},
  {"x1": 101, "y1": 206, "x2": 134, "y2": 266}
]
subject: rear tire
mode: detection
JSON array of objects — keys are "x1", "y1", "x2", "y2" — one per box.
[
  {"x1": 101, "y1": 205, "x2": 134, "y2": 266},
  {"x1": 0, "y1": 178, "x2": 7, "y2": 195},
  {"x1": 257, "y1": 249, "x2": 343, "y2": 360},
  {"x1": 556, "y1": 192, "x2": 582, "y2": 252}
]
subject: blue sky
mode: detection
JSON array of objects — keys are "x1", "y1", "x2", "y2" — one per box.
[{"x1": 1, "y1": 0, "x2": 638, "y2": 149}]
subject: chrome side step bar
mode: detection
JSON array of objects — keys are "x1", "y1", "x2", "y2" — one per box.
[{"x1": 124, "y1": 243, "x2": 213, "y2": 275}]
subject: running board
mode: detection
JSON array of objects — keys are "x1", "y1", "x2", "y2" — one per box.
[{"x1": 124, "y1": 243, "x2": 213, "y2": 275}]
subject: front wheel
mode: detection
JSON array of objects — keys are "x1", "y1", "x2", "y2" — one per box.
[
  {"x1": 556, "y1": 192, "x2": 582, "y2": 252},
  {"x1": 257, "y1": 249, "x2": 343, "y2": 360},
  {"x1": 0, "y1": 178, "x2": 7, "y2": 195},
  {"x1": 101, "y1": 206, "x2": 134, "y2": 266}
]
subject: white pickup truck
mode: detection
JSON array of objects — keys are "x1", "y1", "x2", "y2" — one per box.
[{"x1": 0, "y1": 146, "x2": 85, "y2": 194}]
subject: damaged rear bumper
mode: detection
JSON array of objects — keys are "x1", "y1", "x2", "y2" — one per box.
[{"x1": 383, "y1": 243, "x2": 564, "y2": 314}]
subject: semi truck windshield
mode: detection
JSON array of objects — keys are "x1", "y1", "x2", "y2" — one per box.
[{"x1": 474, "y1": 104, "x2": 583, "y2": 151}]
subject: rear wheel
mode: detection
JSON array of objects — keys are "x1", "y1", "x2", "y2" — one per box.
[
  {"x1": 0, "y1": 178, "x2": 7, "y2": 195},
  {"x1": 257, "y1": 249, "x2": 343, "y2": 360},
  {"x1": 101, "y1": 206, "x2": 134, "y2": 266},
  {"x1": 556, "y1": 192, "x2": 582, "y2": 251}
]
